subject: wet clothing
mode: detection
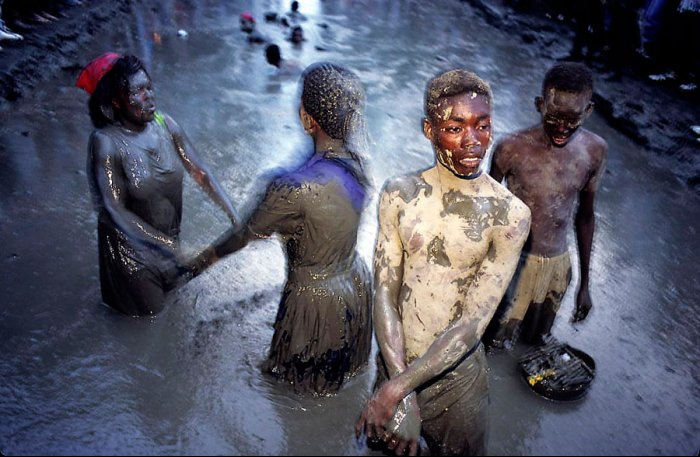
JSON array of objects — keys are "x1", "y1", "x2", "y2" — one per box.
[
  {"x1": 88, "y1": 116, "x2": 185, "y2": 316},
  {"x1": 247, "y1": 150, "x2": 372, "y2": 394},
  {"x1": 375, "y1": 345, "x2": 489, "y2": 456},
  {"x1": 489, "y1": 252, "x2": 572, "y2": 347}
]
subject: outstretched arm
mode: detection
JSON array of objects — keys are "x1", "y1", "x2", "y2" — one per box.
[
  {"x1": 90, "y1": 131, "x2": 178, "y2": 258},
  {"x1": 164, "y1": 114, "x2": 241, "y2": 228},
  {"x1": 187, "y1": 224, "x2": 257, "y2": 277}
]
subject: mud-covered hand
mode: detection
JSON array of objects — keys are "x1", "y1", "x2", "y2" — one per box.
[
  {"x1": 573, "y1": 287, "x2": 593, "y2": 323},
  {"x1": 384, "y1": 393, "x2": 421, "y2": 456},
  {"x1": 355, "y1": 380, "x2": 403, "y2": 443},
  {"x1": 184, "y1": 246, "x2": 218, "y2": 278}
]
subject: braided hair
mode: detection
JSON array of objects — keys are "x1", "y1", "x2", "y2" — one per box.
[{"x1": 300, "y1": 62, "x2": 370, "y2": 187}]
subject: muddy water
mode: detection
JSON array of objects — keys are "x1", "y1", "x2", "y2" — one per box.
[{"x1": 0, "y1": 0, "x2": 698, "y2": 455}]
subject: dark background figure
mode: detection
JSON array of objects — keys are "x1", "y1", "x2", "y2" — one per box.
[
  {"x1": 288, "y1": 25, "x2": 304, "y2": 45},
  {"x1": 239, "y1": 11, "x2": 269, "y2": 44},
  {"x1": 264, "y1": 43, "x2": 302, "y2": 76},
  {"x1": 79, "y1": 53, "x2": 239, "y2": 317},
  {"x1": 189, "y1": 62, "x2": 373, "y2": 396}
]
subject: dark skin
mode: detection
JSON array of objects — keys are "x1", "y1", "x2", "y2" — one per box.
[
  {"x1": 91, "y1": 69, "x2": 240, "y2": 269},
  {"x1": 356, "y1": 93, "x2": 530, "y2": 455},
  {"x1": 490, "y1": 87, "x2": 608, "y2": 322}
]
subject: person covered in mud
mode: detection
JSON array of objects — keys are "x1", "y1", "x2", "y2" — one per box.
[
  {"x1": 355, "y1": 69, "x2": 531, "y2": 456},
  {"x1": 78, "y1": 53, "x2": 240, "y2": 317},
  {"x1": 484, "y1": 62, "x2": 608, "y2": 349},
  {"x1": 190, "y1": 62, "x2": 373, "y2": 395}
]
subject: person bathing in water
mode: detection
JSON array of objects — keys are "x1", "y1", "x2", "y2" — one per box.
[
  {"x1": 78, "y1": 53, "x2": 239, "y2": 317},
  {"x1": 190, "y1": 62, "x2": 373, "y2": 396},
  {"x1": 484, "y1": 61, "x2": 608, "y2": 349},
  {"x1": 356, "y1": 69, "x2": 530, "y2": 456}
]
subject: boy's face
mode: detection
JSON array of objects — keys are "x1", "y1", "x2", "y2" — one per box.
[
  {"x1": 536, "y1": 88, "x2": 592, "y2": 147},
  {"x1": 423, "y1": 92, "x2": 492, "y2": 178}
]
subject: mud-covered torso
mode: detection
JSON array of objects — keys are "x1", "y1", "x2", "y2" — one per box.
[
  {"x1": 382, "y1": 167, "x2": 529, "y2": 361},
  {"x1": 248, "y1": 152, "x2": 367, "y2": 276},
  {"x1": 93, "y1": 120, "x2": 185, "y2": 237}
]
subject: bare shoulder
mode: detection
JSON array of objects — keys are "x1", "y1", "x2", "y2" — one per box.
[
  {"x1": 382, "y1": 169, "x2": 434, "y2": 205},
  {"x1": 482, "y1": 174, "x2": 531, "y2": 220},
  {"x1": 494, "y1": 128, "x2": 536, "y2": 155},
  {"x1": 579, "y1": 128, "x2": 608, "y2": 163},
  {"x1": 89, "y1": 130, "x2": 119, "y2": 159}
]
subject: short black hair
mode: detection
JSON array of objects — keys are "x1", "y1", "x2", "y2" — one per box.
[
  {"x1": 424, "y1": 69, "x2": 492, "y2": 119},
  {"x1": 542, "y1": 62, "x2": 594, "y2": 96},
  {"x1": 88, "y1": 55, "x2": 149, "y2": 128}
]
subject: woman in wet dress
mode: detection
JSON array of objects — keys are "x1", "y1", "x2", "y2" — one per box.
[
  {"x1": 191, "y1": 62, "x2": 373, "y2": 395},
  {"x1": 78, "y1": 53, "x2": 239, "y2": 317}
]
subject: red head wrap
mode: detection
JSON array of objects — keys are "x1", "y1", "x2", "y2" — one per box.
[
  {"x1": 240, "y1": 12, "x2": 255, "y2": 22},
  {"x1": 75, "y1": 52, "x2": 122, "y2": 95}
]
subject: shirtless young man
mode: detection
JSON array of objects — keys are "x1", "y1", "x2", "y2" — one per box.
[
  {"x1": 355, "y1": 70, "x2": 530, "y2": 456},
  {"x1": 485, "y1": 62, "x2": 608, "y2": 349}
]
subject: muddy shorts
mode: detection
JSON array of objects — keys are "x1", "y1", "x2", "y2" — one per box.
[
  {"x1": 375, "y1": 345, "x2": 489, "y2": 456},
  {"x1": 491, "y1": 252, "x2": 572, "y2": 346}
]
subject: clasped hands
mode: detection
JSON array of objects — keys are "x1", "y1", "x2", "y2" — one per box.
[{"x1": 355, "y1": 382, "x2": 421, "y2": 456}]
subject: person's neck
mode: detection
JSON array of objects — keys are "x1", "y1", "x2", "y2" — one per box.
[
  {"x1": 314, "y1": 135, "x2": 347, "y2": 158},
  {"x1": 118, "y1": 118, "x2": 149, "y2": 134},
  {"x1": 434, "y1": 162, "x2": 483, "y2": 193},
  {"x1": 534, "y1": 124, "x2": 558, "y2": 150}
]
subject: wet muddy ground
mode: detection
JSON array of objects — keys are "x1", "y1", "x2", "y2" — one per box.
[{"x1": 1, "y1": 0, "x2": 698, "y2": 455}]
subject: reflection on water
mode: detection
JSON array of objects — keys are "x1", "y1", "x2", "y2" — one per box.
[{"x1": 0, "y1": 0, "x2": 698, "y2": 455}]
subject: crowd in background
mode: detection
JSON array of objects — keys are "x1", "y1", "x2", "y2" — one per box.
[{"x1": 504, "y1": 0, "x2": 700, "y2": 92}]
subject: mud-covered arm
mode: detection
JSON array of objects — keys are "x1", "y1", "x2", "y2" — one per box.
[
  {"x1": 373, "y1": 190, "x2": 409, "y2": 379},
  {"x1": 188, "y1": 177, "x2": 302, "y2": 277},
  {"x1": 89, "y1": 131, "x2": 177, "y2": 255},
  {"x1": 164, "y1": 114, "x2": 241, "y2": 228},
  {"x1": 356, "y1": 189, "x2": 421, "y2": 455},
  {"x1": 377, "y1": 203, "x2": 531, "y2": 405},
  {"x1": 573, "y1": 141, "x2": 608, "y2": 322}
]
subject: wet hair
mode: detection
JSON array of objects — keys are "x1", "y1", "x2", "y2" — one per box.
[
  {"x1": 290, "y1": 25, "x2": 304, "y2": 43},
  {"x1": 265, "y1": 44, "x2": 281, "y2": 66},
  {"x1": 291, "y1": 1, "x2": 299, "y2": 12},
  {"x1": 542, "y1": 62, "x2": 594, "y2": 96},
  {"x1": 88, "y1": 55, "x2": 150, "y2": 128},
  {"x1": 300, "y1": 62, "x2": 370, "y2": 185},
  {"x1": 424, "y1": 69, "x2": 492, "y2": 119}
]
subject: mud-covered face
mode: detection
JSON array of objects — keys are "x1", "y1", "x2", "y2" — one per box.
[
  {"x1": 537, "y1": 88, "x2": 592, "y2": 147},
  {"x1": 116, "y1": 70, "x2": 156, "y2": 125},
  {"x1": 424, "y1": 92, "x2": 492, "y2": 178}
]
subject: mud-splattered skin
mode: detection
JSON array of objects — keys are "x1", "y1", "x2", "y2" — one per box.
[
  {"x1": 490, "y1": 87, "x2": 607, "y2": 321},
  {"x1": 88, "y1": 69, "x2": 239, "y2": 315},
  {"x1": 357, "y1": 91, "x2": 530, "y2": 455}
]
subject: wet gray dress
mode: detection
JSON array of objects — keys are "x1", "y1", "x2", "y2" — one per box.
[
  {"x1": 247, "y1": 151, "x2": 372, "y2": 394},
  {"x1": 88, "y1": 118, "x2": 184, "y2": 316}
]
